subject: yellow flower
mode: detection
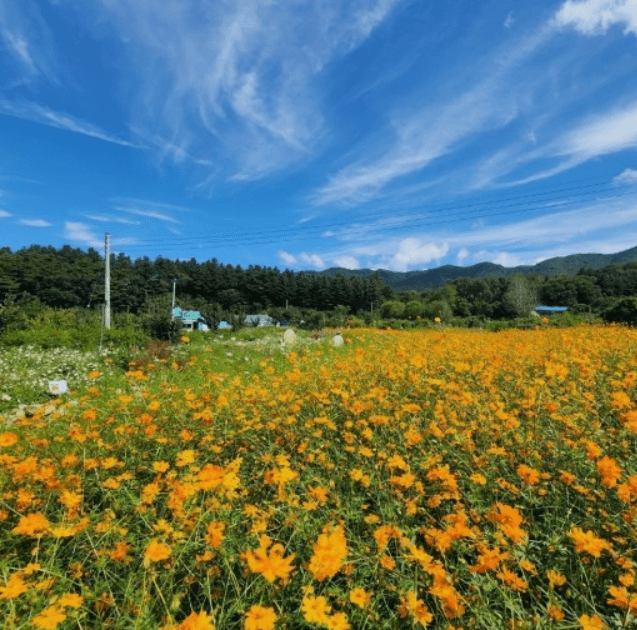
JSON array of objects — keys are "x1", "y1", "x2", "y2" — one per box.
[
  {"x1": 0, "y1": 574, "x2": 29, "y2": 600},
  {"x1": 0, "y1": 432, "x2": 18, "y2": 447},
  {"x1": 178, "y1": 611, "x2": 215, "y2": 630},
  {"x1": 579, "y1": 614, "x2": 607, "y2": 630},
  {"x1": 546, "y1": 569, "x2": 567, "y2": 588},
  {"x1": 244, "y1": 605, "x2": 276, "y2": 630},
  {"x1": 11, "y1": 513, "x2": 50, "y2": 537},
  {"x1": 243, "y1": 541, "x2": 295, "y2": 583},
  {"x1": 58, "y1": 593, "x2": 83, "y2": 608},
  {"x1": 32, "y1": 606, "x2": 67, "y2": 630},
  {"x1": 301, "y1": 595, "x2": 331, "y2": 625},
  {"x1": 569, "y1": 527, "x2": 610, "y2": 558},
  {"x1": 349, "y1": 588, "x2": 371, "y2": 608},
  {"x1": 144, "y1": 539, "x2": 172, "y2": 564},
  {"x1": 307, "y1": 525, "x2": 348, "y2": 581}
]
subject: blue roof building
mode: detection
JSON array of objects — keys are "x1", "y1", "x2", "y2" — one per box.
[
  {"x1": 172, "y1": 307, "x2": 208, "y2": 331},
  {"x1": 534, "y1": 305, "x2": 568, "y2": 315}
]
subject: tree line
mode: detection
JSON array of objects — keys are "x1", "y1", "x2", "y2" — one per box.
[
  {"x1": 0, "y1": 245, "x2": 387, "y2": 317},
  {"x1": 2, "y1": 245, "x2": 637, "y2": 326}
]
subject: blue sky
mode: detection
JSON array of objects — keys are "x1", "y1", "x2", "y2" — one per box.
[{"x1": 2, "y1": 0, "x2": 637, "y2": 272}]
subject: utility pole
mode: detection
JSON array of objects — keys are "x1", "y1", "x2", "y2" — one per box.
[
  {"x1": 104, "y1": 233, "x2": 111, "y2": 329},
  {"x1": 171, "y1": 278, "x2": 176, "y2": 316}
]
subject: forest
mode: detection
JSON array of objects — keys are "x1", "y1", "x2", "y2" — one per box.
[{"x1": 2, "y1": 244, "x2": 637, "y2": 328}]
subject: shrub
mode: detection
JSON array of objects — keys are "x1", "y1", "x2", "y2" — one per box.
[
  {"x1": 601, "y1": 296, "x2": 637, "y2": 326},
  {"x1": 142, "y1": 313, "x2": 182, "y2": 342}
]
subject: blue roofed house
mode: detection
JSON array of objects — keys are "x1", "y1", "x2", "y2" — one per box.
[
  {"x1": 172, "y1": 307, "x2": 209, "y2": 331},
  {"x1": 533, "y1": 305, "x2": 569, "y2": 316}
]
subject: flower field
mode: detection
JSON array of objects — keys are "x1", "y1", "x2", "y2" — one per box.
[{"x1": 1, "y1": 326, "x2": 637, "y2": 630}]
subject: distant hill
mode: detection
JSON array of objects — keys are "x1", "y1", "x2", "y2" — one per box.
[{"x1": 315, "y1": 245, "x2": 637, "y2": 290}]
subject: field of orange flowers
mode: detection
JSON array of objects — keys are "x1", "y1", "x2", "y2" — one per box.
[{"x1": 1, "y1": 326, "x2": 637, "y2": 630}]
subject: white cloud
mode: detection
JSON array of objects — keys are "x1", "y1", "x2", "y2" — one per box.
[
  {"x1": 64, "y1": 222, "x2": 103, "y2": 249},
  {"x1": 562, "y1": 101, "x2": 637, "y2": 157},
  {"x1": 492, "y1": 251, "x2": 523, "y2": 267},
  {"x1": 387, "y1": 238, "x2": 449, "y2": 272},
  {"x1": 277, "y1": 251, "x2": 297, "y2": 266},
  {"x1": 333, "y1": 255, "x2": 360, "y2": 269},
  {"x1": 18, "y1": 218, "x2": 51, "y2": 227},
  {"x1": 504, "y1": 12, "x2": 515, "y2": 28},
  {"x1": 456, "y1": 248, "x2": 470, "y2": 264},
  {"x1": 0, "y1": 100, "x2": 141, "y2": 148},
  {"x1": 0, "y1": 209, "x2": 11, "y2": 218},
  {"x1": 613, "y1": 168, "x2": 637, "y2": 184},
  {"x1": 64, "y1": 221, "x2": 139, "y2": 250},
  {"x1": 553, "y1": 0, "x2": 637, "y2": 36},
  {"x1": 299, "y1": 252, "x2": 326, "y2": 269}
]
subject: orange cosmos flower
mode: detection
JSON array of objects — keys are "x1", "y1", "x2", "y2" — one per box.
[
  {"x1": 496, "y1": 567, "x2": 528, "y2": 592},
  {"x1": 517, "y1": 464, "x2": 540, "y2": 485},
  {"x1": 0, "y1": 432, "x2": 18, "y2": 448},
  {"x1": 244, "y1": 605, "x2": 276, "y2": 630},
  {"x1": 175, "y1": 449, "x2": 196, "y2": 468},
  {"x1": 349, "y1": 588, "x2": 372, "y2": 608},
  {"x1": 144, "y1": 539, "x2": 172, "y2": 565},
  {"x1": 596, "y1": 456, "x2": 622, "y2": 488},
  {"x1": 12, "y1": 512, "x2": 50, "y2": 536},
  {"x1": 547, "y1": 605, "x2": 565, "y2": 621},
  {"x1": 178, "y1": 611, "x2": 215, "y2": 630},
  {"x1": 307, "y1": 524, "x2": 348, "y2": 581},
  {"x1": 301, "y1": 595, "x2": 331, "y2": 625},
  {"x1": 569, "y1": 527, "x2": 610, "y2": 558},
  {"x1": 546, "y1": 569, "x2": 567, "y2": 588},
  {"x1": 58, "y1": 593, "x2": 83, "y2": 608},
  {"x1": 579, "y1": 614, "x2": 607, "y2": 630},
  {"x1": 243, "y1": 540, "x2": 295, "y2": 583},
  {"x1": 205, "y1": 521, "x2": 225, "y2": 548},
  {"x1": 0, "y1": 574, "x2": 29, "y2": 600},
  {"x1": 326, "y1": 612, "x2": 350, "y2": 630},
  {"x1": 398, "y1": 591, "x2": 433, "y2": 626},
  {"x1": 32, "y1": 606, "x2": 67, "y2": 630}
]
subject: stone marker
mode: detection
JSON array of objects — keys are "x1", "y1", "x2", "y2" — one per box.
[
  {"x1": 283, "y1": 329, "x2": 296, "y2": 345},
  {"x1": 332, "y1": 333, "x2": 344, "y2": 347},
  {"x1": 48, "y1": 380, "x2": 68, "y2": 395}
]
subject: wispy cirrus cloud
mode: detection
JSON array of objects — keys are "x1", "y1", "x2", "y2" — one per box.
[
  {"x1": 0, "y1": 209, "x2": 11, "y2": 218},
  {"x1": 312, "y1": 26, "x2": 552, "y2": 206},
  {"x1": 111, "y1": 197, "x2": 192, "y2": 224},
  {"x1": 64, "y1": 222, "x2": 139, "y2": 250},
  {"x1": 78, "y1": 0, "x2": 404, "y2": 181},
  {"x1": 115, "y1": 207, "x2": 181, "y2": 224},
  {"x1": 481, "y1": 99, "x2": 637, "y2": 188},
  {"x1": 0, "y1": 100, "x2": 143, "y2": 148},
  {"x1": 0, "y1": 0, "x2": 57, "y2": 84},
  {"x1": 85, "y1": 214, "x2": 141, "y2": 226},
  {"x1": 18, "y1": 218, "x2": 51, "y2": 227}
]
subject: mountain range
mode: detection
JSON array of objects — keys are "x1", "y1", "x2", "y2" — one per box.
[{"x1": 316, "y1": 245, "x2": 637, "y2": 290}]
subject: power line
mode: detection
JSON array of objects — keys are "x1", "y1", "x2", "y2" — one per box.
[
  {"x1": 120, "y1": 183, "x2": 637, "y2": 252},
  {"x1": 125, "y1": 175, "x2": 634, "y2": 246}
]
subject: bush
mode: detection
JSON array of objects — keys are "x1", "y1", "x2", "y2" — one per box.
[
  {"x1": 142, "y1": 313, "x2": 182, "y2": 342},
  {"x1": 601, "y1": 296, "x2": 637, "y2": 326}
]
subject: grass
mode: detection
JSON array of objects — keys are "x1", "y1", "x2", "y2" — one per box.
[{"x1": 0, "y1": 326, "x2": 636, "y2": 630}]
